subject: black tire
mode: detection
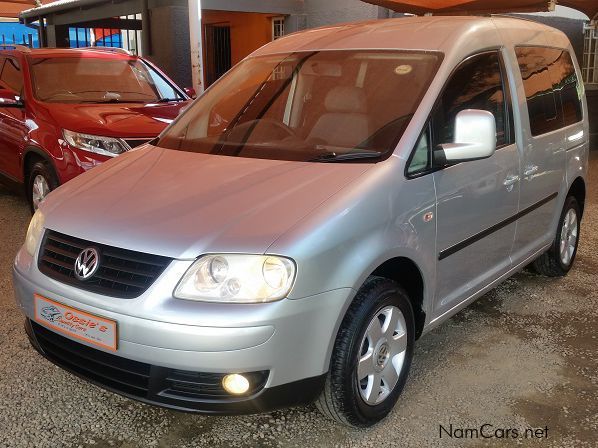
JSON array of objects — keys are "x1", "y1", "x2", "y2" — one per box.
[
  {"x1": 316, "y1": 277, "x2": 415, "y2": 427},
  {"x1": 27, "y1": 160, "x2": 58, "y2": 214},
  {"x1": 532, "y1": 195, "x2": 581, "y2": 277}
]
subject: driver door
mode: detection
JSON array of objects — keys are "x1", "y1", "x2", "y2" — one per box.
[{"x1": 0, "y1": 57, "x2": 26, "y2": 180}]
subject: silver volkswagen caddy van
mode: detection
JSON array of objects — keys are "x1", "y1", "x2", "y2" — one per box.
[{"x1": 13, "y1": 16, "x2": 589, "y2": 427}]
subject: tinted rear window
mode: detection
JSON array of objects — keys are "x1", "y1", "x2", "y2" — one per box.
[{"x1": 515, "y1": 47, "x2": 583, "y2": 137}]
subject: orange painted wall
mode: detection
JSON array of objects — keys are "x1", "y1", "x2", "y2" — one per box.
[{"x1": 202, "y1": 10, "x2": 276, "y2": 66}]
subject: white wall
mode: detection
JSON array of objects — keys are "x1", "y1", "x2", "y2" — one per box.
[{"x1": 525, "y1": 5, "x2": 589, "y2": 20}]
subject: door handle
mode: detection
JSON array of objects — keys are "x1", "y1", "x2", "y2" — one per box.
[
  {"x1": 524, "y1": 165, "x2": 539, "y2": 177},
  {"x1": 503, "y1": 175, "x2": 520, "y2": 187}
]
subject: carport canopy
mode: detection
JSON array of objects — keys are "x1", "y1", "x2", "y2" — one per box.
[
  {"x1": 363, "y1": 0, "x2": 597, "y2": 20},
  {"x1": 0, "y1": 0, "x2": 37, "y2": 18}
]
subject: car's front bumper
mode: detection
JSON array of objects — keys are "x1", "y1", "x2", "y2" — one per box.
[
  {"x1": 13, "y1": 245, "x2": 352, "y2": 414},
  {"x1": 24, "y1": 318, "x2": 326, "y2": 414}
]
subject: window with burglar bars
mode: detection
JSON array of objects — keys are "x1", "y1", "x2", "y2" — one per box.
[
  {"x1": 583, "y1": 22, "x2": 598, "y2": 87},
  {"x1": 272, "y1": 17, "x2": 285, "y2": 40}
]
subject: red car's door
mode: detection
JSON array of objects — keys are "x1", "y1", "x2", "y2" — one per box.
[{"x1": 0, "y1": 57, "x2": 27, "y2": 181}]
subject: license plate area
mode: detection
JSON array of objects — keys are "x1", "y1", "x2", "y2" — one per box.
[{"x1": 34, "y1": 294, "x2": 118, "y2": 351}]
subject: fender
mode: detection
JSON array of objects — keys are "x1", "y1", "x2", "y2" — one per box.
[{"x1": 21, "y1": 146, "x2": 60, "y2": 184}]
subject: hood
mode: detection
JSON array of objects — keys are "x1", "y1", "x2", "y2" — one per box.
[
  {"x1": 44, "y1": 102, "x2": 189, "y2": 138},
  {"x1": 42, "y1": 146, "x2": 371, "y2": 259}
]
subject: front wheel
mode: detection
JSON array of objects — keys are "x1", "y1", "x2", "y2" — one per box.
[
  {"x1": 316, "y1": 277, "x2": 415, "y2": 427},
  {"x1": 28, "y1": 161, "x2": 58, "y2": 214},
  {"x1": 533, "y1": 195, "x2": 581, "y2": 277}
]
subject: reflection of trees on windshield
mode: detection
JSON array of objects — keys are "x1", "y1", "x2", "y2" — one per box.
[
  {"x1": 30, "y1": 57, "x2": 183, "y2": 104},
  {"x1": 516, "y1": 47, "x2": 582, "y2": 136},
  {"x1": 217, "y1": 52, "x2": 317, "y2": 156},
  {"x1": 434, "y1": 52, "x2": 508, "y2": 146}
]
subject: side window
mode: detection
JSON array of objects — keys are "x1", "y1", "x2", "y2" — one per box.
[
  {"x1": 515, "y1": 47, "x2": 560, "y2": 136},
  {"x1": 138, "y1": 62, "x2": 182, "y2": 101},
  {"x1": 432, "y1": 51, "x2": 510, "y2": 148},
  {"x1": 550, "y1": 50, "x2": 583, "y2": 127},
  {"x1": 407, "y1": 128, "x2": 430, "y2": 175},
  {"x1": 0, "y1": 58, "x2": 23, "y2": 95}
]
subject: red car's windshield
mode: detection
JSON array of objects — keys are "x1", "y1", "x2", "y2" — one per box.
[{"x1": 29, "y1": 56, "x2": 184, "y2": 104}]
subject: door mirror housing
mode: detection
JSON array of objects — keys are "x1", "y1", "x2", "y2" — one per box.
[
  {"x1": 436, "y1": 109, "x2": 496, "y2": 165},
  {"x1": 184, "y1": 87, "x2": 197, "y2": 99},
  {"x1": 0, "y1": 89, "x2": 23, "y2": 107}
]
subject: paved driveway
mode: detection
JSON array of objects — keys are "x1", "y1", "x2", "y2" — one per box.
[{"x1": 0, "y1": 153, "x2": 596, "y2": 448}]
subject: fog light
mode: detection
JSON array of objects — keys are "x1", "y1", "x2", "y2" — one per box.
[{"x1": 222, "y1": 374, "x2": 250, "y2": 395}]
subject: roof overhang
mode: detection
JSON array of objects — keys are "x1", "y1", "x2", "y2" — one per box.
[
  {"x1": 0, "y1": 0, "x2": 37, "y2": 18},
  {"x1": 19, "y1": 0, "x2": 303, "y2": 22},
  {"x1": 363, "y1": 0, "x2": 596, "y2": 20}
]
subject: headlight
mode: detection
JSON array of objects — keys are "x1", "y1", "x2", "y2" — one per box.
[
  {"x1": 25, "y1": 209, "x2": 45, "y2": 256},
  {"x1": 63, "y1": 129, "x2": 129, "y2": 157},
  {"x1": 174, "y1": 254, "x2": 296, "y2": 303}
]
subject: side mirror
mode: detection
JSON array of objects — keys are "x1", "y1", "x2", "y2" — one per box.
[
  {"x1": 0, "y1": 89, "x2": 23, "y2": 107},
  {"x1": 184, "y1": 87, "x2": 197, "y2": 99},
  {"x1": 436, "y1": 109, "x2": 496, "y2": 165}
]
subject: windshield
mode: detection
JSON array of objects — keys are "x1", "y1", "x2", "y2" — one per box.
[
  {"x1": 29, "y1": 56, "x2": 185, "y2": 103},
  {"x1": 156, "y1": 50, "x2": 442, "y2": 162}
]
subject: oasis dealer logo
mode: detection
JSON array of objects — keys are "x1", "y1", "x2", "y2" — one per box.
[
  {"x1": 40, "y1": 305, "x2": 62, "y2": 322},
  {"x1": 74, "y1": 248, "x2": 100, "y2": 280}
]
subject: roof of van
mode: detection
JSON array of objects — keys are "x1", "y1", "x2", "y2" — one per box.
[{"x1": 252, "y1": 16, "x2": 570, "y2": 56}]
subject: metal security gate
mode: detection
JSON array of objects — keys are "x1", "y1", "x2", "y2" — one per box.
[
  {"x1": 204, "y1": 24, "x2": 231, "y2": 87},
  {"x1": 583, "y1": 23, "x2": 598, "y2": 87},
  {"x1": 68, "y1": 14, "x2": 143, "y2": 55},
  {"x1": 0, "y1": 32, "x2": 36, "y2": 47}
]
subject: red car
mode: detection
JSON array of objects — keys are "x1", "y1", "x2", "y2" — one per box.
[{"x1": 0, "y1": 45, "x2": 192, "y2": 212}]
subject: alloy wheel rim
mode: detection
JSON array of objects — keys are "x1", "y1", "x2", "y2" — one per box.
[
  {"x1": 32, "y1": 175, "x2": 50, "y2": 211},
  {"x1": 559, "y1": 208, "x2": 578, "y2": 266},
  {"x1": 357, "y1": 305, "x2": 407, "y2": 405}
]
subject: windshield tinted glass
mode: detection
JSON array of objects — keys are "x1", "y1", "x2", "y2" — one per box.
[
  {"x1": 156, "y1": 50, "x2": 442, "y2": 162},
  {"x1": 29, "y1": 56, "x2": 184, "y2": 103}
]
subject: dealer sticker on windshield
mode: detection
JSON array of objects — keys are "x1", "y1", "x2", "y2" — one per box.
[{"x1": 34, "y1": 294, "x2": 118, "y2": 351}]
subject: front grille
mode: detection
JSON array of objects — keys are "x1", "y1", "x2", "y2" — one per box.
[
  {"x1": 38, "y1": 230, "x2": 172, "y2": 299},
  {"x1": 30, "y1": 321, "x2": 268, "y2": 408},
  {"x1": 124, "y1": 138, "x2": 152, "y2": 149},
  {"x1": 32, "y1": 320, "x2": 151, "y2": 396}
]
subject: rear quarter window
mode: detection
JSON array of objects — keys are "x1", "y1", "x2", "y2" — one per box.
[{"x1": 554, "y1": 51, "x2": 583, "y2": 127}]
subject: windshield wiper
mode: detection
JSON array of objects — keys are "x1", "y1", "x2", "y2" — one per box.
[
  {"x1": 81, "y1": 99, "x2": 146, "y2": 104},
  {"x1": 156, "y1": 98, "x2": 185, "y2": 103},
  {"x1": 308, "y1": 151, "x2": 383, "y2": 163}
]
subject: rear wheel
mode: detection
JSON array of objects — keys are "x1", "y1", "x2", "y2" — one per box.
[
  {"x1": 28, "y1": 160, "x2": 58, "y2": 214},
  {"x1": 316, "y1": 277, "x2": 414, "y2": 427},
  {"x1": 533, "y1": 195, "x2": 581, "y2": 277}
]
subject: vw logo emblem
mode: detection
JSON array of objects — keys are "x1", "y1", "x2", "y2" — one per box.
[
  {"x1": 376, "y1": 342, "x2": 390, "y2": 369},
  {"x1": 74, "y1": 248, "x2": 100, "y2": 281}
]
